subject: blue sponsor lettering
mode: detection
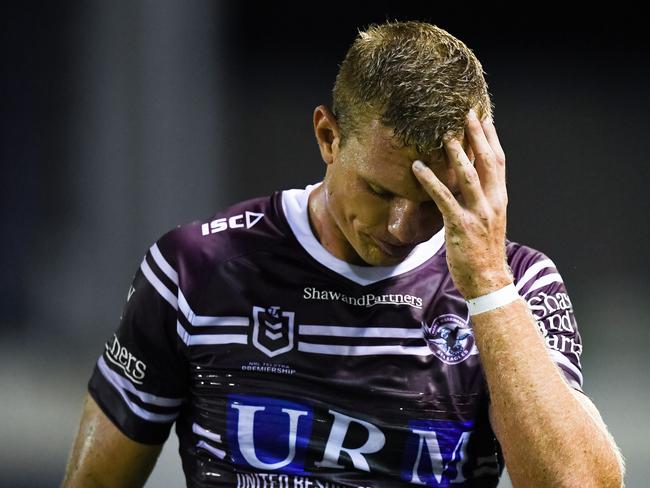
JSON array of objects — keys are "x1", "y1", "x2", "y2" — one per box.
[
  {"x1": 228, "y1": 395, "x2": 313, "y2": 475},
  {"x1": 401, "y1": 420, "x2": 474, "y2": 486}
]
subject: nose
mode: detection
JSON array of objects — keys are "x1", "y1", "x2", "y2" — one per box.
[{"x1": 387, "y1": 198, "x2": 419, "y2": 244}]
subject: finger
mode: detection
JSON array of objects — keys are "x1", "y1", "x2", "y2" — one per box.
[
  {"x1": 412, "y1": 160, "x2": 462, "y2": 218},
  {"x1": 443, "y1": 135, "x2": 484, "y2": 208},
  {"x1": 481, "y1": 117, "x2": 506, "y2": 180},
  {"x1": 465, "y1": 110, "x2": 499, "y2": 192}
]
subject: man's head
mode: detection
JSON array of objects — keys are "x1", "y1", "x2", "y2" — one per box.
[
  {"x1": 333, "y1": 21, "x2": 492, "y2": 155},
  {"x1": 312, "y1": 21, "x2": 492, "y2": 266}
]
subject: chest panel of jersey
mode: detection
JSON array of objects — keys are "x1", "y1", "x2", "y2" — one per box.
[{"x1": 175, "y1": 246, "x2": 501, "y2": 487}]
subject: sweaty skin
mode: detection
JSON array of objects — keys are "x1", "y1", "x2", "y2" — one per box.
[
  {"x1": 62, "y1": 394, "x2": 162, "y2": 487},
  {"x1": 309, "y1": 107, "x2": 465, "y2": 267}
]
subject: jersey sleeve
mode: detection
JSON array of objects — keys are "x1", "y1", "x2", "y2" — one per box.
[
  {"x1": 88, "y1": 240, "x2": 188, "y2": 444},
  {"x1": 511, "y1": 247, "x2": 584, "y2": 391}
]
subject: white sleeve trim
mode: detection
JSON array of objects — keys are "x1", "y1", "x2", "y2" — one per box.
[{"x1": 97, "y1": 357, "x2": 182, "y2": 423}]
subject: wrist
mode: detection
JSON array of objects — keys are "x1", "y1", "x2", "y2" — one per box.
[
  {"x1": 466, "y1": 283, "x2": 520, "y2": 316},
  {"x1": 457, "y1": 268, "x2": 513, "y2": 300}
]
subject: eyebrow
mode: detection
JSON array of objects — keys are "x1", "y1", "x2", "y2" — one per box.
[{"x1": 364, "y1": 175, "x2": 433, "y2": 203}]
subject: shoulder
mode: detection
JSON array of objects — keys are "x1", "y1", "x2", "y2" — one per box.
[{"x1": 150, "y1": 192, "x2": 289, "y2": 285}]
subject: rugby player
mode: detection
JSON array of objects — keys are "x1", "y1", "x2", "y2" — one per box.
[{"x1": 62, "y1": 21, "x2": 624, "y2": 487}]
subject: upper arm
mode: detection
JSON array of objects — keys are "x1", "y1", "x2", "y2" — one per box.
[
  {"x1": 65, "y1": 239, "x2": 189, "y2": 486},
  {"x1": 62, "y1": 393, "x2": 163, "y2": 488}
]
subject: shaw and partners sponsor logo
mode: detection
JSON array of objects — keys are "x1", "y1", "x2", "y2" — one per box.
[
  {"x1": 303, "y1": 287, "x2": 423, "y2": 309},
  {"x1": 201, "y1": 211, "x2": 265, "y2": 236},
  {"x1": 105, "y1": 334, "x2": 147, "y2": 384},
  {"x1": 527, "y1": 291, "x2": 582, "y2": 356},
  {"x1": 222, "y1": 395, "x2": 474, "y2": 487},
  {"x1": 422, "y1": 314, "x2": 476, "y2": 365}
]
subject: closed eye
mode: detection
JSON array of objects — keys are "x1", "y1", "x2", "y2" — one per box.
[{"x1": 367, "y1": 181, "x2": 393, "y2": 199}]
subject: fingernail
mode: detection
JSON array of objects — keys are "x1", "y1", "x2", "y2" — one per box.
[
  {"x1": 443, "y1": 131, "x2": 454, "y2": 142},
  {"x1": 468, "y1": 109, "x2": 477, "y2": 120},
  {"x1": 413, "y1": 160, "x2": 425, "y2": 171}
]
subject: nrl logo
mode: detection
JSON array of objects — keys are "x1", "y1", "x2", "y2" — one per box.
[
  {"x1": 252, "y1": 306, "x2": 295, "y2": 358},
  {"x1": 422, "y1": 314, "x2": 477, "y2": 365}
]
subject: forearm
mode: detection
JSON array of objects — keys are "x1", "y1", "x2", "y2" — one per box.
[{"x1": 472, "y1": 297, "x2": 623, "y2": 487}]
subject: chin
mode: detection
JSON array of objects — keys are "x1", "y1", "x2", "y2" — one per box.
[{"x1": 357, "y1": 247, "x2": 405, "y2": 267}]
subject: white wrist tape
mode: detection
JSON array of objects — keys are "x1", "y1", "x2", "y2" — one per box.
[{"x1": 466, "y1": 283, "x2": 520, "y2": 316}]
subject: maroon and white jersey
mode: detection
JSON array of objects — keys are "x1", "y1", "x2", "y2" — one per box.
[{"x1": 88, "y1": 183, "x2": 583, "y2": 488}]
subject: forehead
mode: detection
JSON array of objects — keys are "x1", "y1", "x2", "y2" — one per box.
[{"x1": 351, "y1": 120, "x2": 447, "y2": 199}]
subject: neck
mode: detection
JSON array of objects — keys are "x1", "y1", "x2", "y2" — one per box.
[{"x1": 307, "y1": 183, "x2": 367, "y2": 265}]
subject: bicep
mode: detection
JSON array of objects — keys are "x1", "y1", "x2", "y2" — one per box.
[{"x1": 62, "y1": 393, "x2": 163, "y2": 488}]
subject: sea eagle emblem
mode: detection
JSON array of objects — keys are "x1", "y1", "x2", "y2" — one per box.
[{"x1": 422, "y1": 314, "x2": 477, "y2": 364}]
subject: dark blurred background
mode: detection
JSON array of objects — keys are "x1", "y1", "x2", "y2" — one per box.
[{"x1": 1, "y1": 2, "x2": 648, "y2": 487}]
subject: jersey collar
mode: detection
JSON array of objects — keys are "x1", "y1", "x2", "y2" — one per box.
[{"x1": 281, "y1": 183, "x2": 445, "y2": 286}]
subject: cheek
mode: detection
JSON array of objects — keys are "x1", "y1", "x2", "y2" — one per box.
[
  {"x1": 327, "y1": 177, "x2": 364, "y2": 229},
  {"x1": 334, "y1": 180, "x2": 386, "y2": 227},
  {"x1": 350, "y1": 194, "x2": 390, "y2": 232}
]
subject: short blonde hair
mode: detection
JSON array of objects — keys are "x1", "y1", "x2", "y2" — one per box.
[{"x1": 332, "y1": 21, "x2": 493, "y2": 157}]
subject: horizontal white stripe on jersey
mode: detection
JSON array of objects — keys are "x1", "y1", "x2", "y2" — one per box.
[
  {"x1": 149, "y1": 243, "x2": 178, "y2": 285},
  {"x1": 547, "y1": 349, "x2": 583, "y2": 387},
  {"x1": 98, "y1": 357, "x2": 184, "y2": 407},
  {"x1": 176, "y1": 322, "x2": 248, "y2": 346},
  {"x1": 196, "y1": 440, "x2": 227, "y2": 460},
  {"x1": 97, "y1": 357, "x2": 182, "y2": 423},
  {"x1": 141, "y1": 258, "x2": 178, "y2": 310},
  {"x1": 146, "y1": 245, "x2": 251, "y2": 331},
  {"x1": 178, "y1": 290, "x2": 249, "y2": 327},
  {"x1": 192, "y1": 422, "x2": 223, "y2": 443},
  {"x1": 523, "y1": 273, "x2": 564, "y2": 296},
  {"x1": 299, "y1": 325, "x2": 423, "y2": 339},
  {"x1": 515, "y1": 259, "x2": 556, "y2": 292},
  {"x1": 298, "y1": 342, "x2": 432, "y2": 356}
]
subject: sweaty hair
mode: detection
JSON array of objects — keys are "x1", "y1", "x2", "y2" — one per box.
[{"x1": 332, "y1": 21, "x2": 493, "y2": 158}]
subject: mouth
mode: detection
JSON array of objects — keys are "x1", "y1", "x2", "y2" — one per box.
[{"x1": 370, "y1": 236, "x2": 417, "y2": 258}]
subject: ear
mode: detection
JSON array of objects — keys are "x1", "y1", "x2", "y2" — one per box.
[{"x1": 313, "y1": 105, "x2": 341, "y2": 165}]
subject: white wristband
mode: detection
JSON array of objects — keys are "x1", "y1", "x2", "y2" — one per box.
[{"x1": 466, "y1": 283, "x2": 520, "y2": 316}]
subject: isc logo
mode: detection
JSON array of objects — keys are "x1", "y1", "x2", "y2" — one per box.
[{"x1": 201, "y1": 211, "x2": 264, "y2": 236}]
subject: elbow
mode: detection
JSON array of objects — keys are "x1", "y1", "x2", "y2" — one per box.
[
  {"x1": 554, "y1": 447, "x2": 625, "y2": 488},
  {"x1": 595, "y1": 469, "x2": 624, "y2": 488},
  {"x1": 590, "y1": 446, "x2": 625, "y2": 488},
  {"x1": 603, "y1": 458, "x2": 625, "y2": 488}
]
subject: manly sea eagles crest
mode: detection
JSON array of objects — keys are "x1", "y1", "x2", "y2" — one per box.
[{"x1": 422, "y1": 313, "x2": 477, "y2": 365}]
